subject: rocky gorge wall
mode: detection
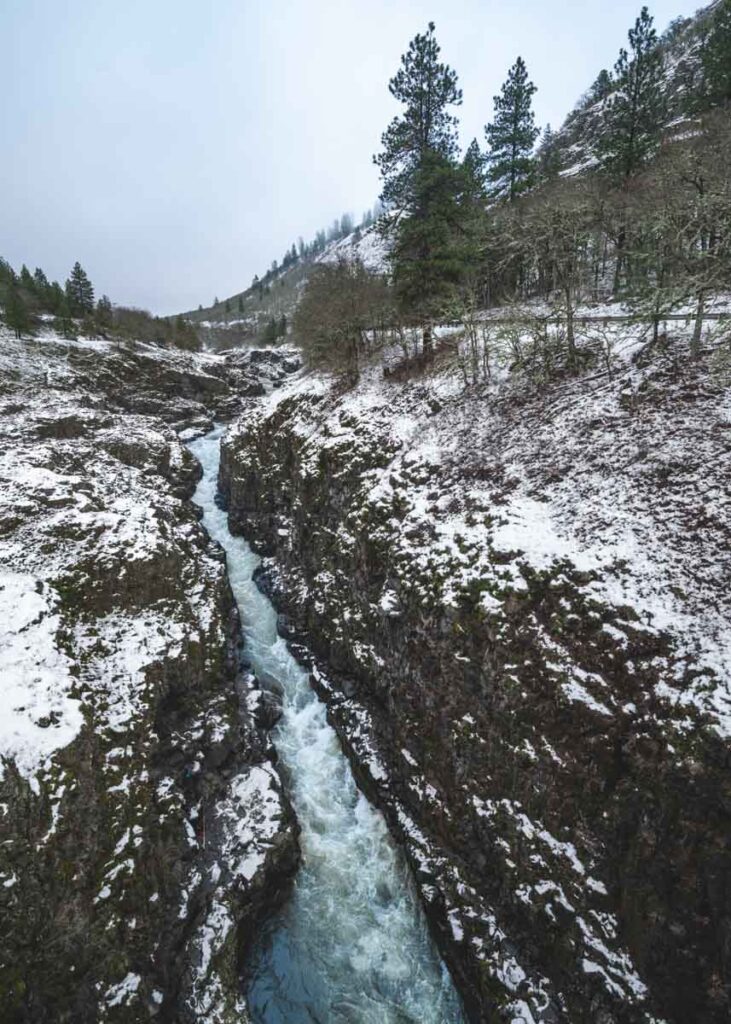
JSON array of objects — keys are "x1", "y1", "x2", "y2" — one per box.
[
  {"x1": 219, "y1": 335, "x2": 731, "y2": 1024},
  {"x1": 0, "y1": 332, "x2": 301, "y2": 1023}
]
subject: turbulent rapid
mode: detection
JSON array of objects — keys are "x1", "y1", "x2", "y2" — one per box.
[{"x1": 189, "y1": 428, "x2": 464, "y2": 1024}]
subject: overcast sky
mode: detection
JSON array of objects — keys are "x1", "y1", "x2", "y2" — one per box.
[{"x1": 1, "y1": 0, "x2": 698, "y2": 315}]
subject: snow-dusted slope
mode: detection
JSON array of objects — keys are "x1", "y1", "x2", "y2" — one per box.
[
  {"x1": 316, "y1": 224, "x2": 389, "y2": 273},
  {"x1": 0, "y1": 330, "x2": 299, "y2": 1023},
  {"x1": 220, "y1": 316, "x2": 731, "y2": 1023},
  {"x1": 187, "y1": 225, "x2": 389, "y2": 346},
  {"x1": 552, "y1": 2, "x2": 715, "y2": 175}
]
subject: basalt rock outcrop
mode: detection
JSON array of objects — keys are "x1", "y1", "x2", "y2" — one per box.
[
  {"x1": 0, "y1": 331, "x2": 300, "y2": 1023},
  {"x1": 220, "y1": 331, "x2": 731, "y2": 1024}
]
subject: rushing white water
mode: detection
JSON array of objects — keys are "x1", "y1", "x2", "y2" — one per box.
[{"x1": 189, "y1": 428, "x2": 464, "y2": 1024}]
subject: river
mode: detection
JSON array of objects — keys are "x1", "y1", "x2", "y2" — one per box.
[{"x1": 189, "y1": 427, "x2": 464, "y2": 1024}]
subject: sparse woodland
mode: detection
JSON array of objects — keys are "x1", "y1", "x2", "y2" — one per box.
[
  {"x1": 0, "y1": 257, "x2": 200, "y2": 350},
  {"x1": 3, "y1": 3, "x2": 731, "y2": 370},
  {"x1": 293, "y1": 3, "x2": 731, "y2": 382}
]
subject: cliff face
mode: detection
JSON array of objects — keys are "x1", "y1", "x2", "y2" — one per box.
[
  {"x1": 0, "y1": 331, "x2": 300, "y2": 1023},
  {"x1": 220, "y1": 325, "x2": 731, "y2": 1024}
]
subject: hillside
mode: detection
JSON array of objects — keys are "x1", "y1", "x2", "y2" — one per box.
[
  {"x1": 0, "y1": 329, "x2": 302, "y2": 1022},
  {"x1": 186, "y1": 1, "x2": 727, "y2": 353},
  {"x1": 2, "y1": 1, "x2": 731, "y2": 1021},
  {"x1": 550, "y1": 1, "x2": 718, "y2": 175},
  {"x1": 220, "y1": 307, "x2": 731, "y2": 1023},
  {"x1": 183, "y1": 225, "x2": 388, "y2": 350}
]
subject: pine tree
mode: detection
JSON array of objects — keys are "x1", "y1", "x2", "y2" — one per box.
[
  {"x1": 19, "y1": 265, "x2": 35, "y2": 292},
  {"x1": 485, "y1": 57, "x2": 539, "y2": 202},
  {"x1": 376, "y1": 22, "x2": 461, "y2": 203},
  {"x1": 262, "y1": 316, "x2": 279, "y2": 344},
  {"x1": 597, "y1": 7, "x2": 664, "y2": 181},
  {"x1": 4, "y1": 279, "x2": 32, "y2": 338},
  {"x1": 65, "y1": 261, "x2": 95, "y2": 315},
  {"x1": 702, "y1": 0, "x2": 731, "y2": 107},
  {"x1": 590, "y1": 69, "x2": 613, "y2": 103},
  {"x1": 0, "y1": 258, "x2": 14, "y2": 288},
  {"x1": 56, "y1": 293, "x2": 76, "y2": 339},
  {"x1": 96, "y1": 294, "x2": 113, "y2": 330},
  {"x1": 47, "y1": 281, "x2": 65, "y2": 315},
  {"x1": 237, "y1": 295, "x2": 244, "y2": 314},
  {"x1": 462, "y1": 139, "x2": 487, "y2": 200},
  {"x1": 537, "y1": 124, "x2": 561, "y2": 180},
  {"x1": 375, "y1": 22, "x2": 464, "y2": 353},
  {"x1": 33, "y1": 267, "x2": 50, "y2": 306},
  {"x1": 388, "y1": 151, "x2": 467, "y2": 330},
  {"x1": 458, "y1": 139, "x2": 489, "y2": 305}
]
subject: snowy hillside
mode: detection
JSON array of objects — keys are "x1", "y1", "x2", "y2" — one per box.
[
  {"x1": 316, "y1": 225, "x2": 389, "y2": 273},
  {"x1": 221, "y1": 313, "x2": 731, "y2": 1023},
  {"x1": 552, "y1": 2, "x2": 716, "y2": 175},
  {"x1": 186, "y1": 224, "x2": 388, "y2": 349},
  {"x1": 0, "y1": 328, "x2": 300, "y2": 1023}
]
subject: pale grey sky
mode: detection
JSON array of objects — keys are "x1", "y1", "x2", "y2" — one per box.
[{"x1": 1, "y1": 0, "x2": 698, "y2": 314}]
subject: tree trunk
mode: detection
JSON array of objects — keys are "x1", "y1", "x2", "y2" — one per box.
[
  {"x1": 565, "y1": 285, "x2": 576, "y2": 368},
  {"x1": 613, "y1": 225, "x2": 626, "y2": 296},
  {"x1": 423, "y1": 324, "x2": 433, "y2": 361},
  {"x1": 691, "y1": 290, "x2": 705, "y2": 361}
]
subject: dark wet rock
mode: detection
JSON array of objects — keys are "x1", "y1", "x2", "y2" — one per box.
[
  {"x1": 219, "y1": 346, "x2": 731, "y2": 1024},
  {"x1": 0, "y1": 331, "x2": 299, "y2": 1024},
  {"x1": 276, "y1": 613, "x2": 300, "y2": 641},
  {"x1": 250, "y1": 688, "x2": 284, "y2": 731}
]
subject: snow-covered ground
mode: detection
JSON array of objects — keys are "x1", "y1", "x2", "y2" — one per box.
[
  {"x1": 249, "y1": 314, "x2": 731, "y2": 735},
  {"x1": 224, "y1": 307, "x2": 730, "y2": 1019},
  {"x1": 0, "y1": 328, "x2": 297, "y2": 1022},
  {"x1": 0, "y1": 331, "x2": 223, "y2": 783},
  {"x1": 317, "y1": 224, "x2": 389, "y2": 273}
]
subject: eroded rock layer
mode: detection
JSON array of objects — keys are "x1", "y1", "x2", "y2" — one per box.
[
  {"x1": 221, "y1": 333, "x2": 731, "y2": 1024},
  {"x1": 0, "y1": 332, "x2": 300, "y2": 1023}
]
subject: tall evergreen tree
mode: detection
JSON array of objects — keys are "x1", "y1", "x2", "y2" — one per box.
[
  {"x1": 536, "y1": 124, "x2": 561, "y2": 181},
  {"x1": 375, "y1": 22, "x2": 464, "y2": 354},
  {"x1": 462, "y1": 138, "x2": 487, "y2": 200},
  {"x1": 56, "y1": 293, "x2": 76, "y2": 339},
  {"x1": 702, "y1": 0, "x2": 731, "y2": 107},
  {"x1": 485, "y1": 57, "x2": 539, "y2": 202},
  {"x1": 65, "y1": 261, "x2": 95, "y2": 316},
  {"x1": 458, "y1": 139, "x2": 489, "y2": 307},
  {"x1": 262, "y1": 316, "x2": 279, "y2": 345},
  {"x1": 19, "y1": 265, "x2": 35, "y2": 292},
  {"x1": 0, "y1": 258, "x2": 15, "y2": 288},
  {"x1": 375, "y1": 22, "x2": 461, "y2": 196},
  {"x1": 33, "y1": 267, "x2": 50, "y2": 300},
  {"x1": 590, "y1": 69, "x2": 613, "y2": 103},
  {"x1": 4, "y1": 279, "x2": 32, "y2": 338},
  {"x1": 597, "y1": 7, "x2": 665, "y2": 181},
  {"x1": 47, "y1": 281, "x2": 65, "y2": 315},
  {"x1": 96, "y1": 294, "x2": 113, "y2": 329}
]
